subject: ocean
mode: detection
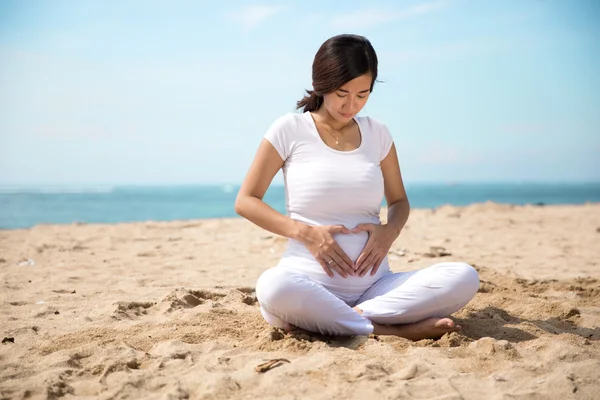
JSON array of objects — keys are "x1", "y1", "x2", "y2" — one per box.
[{"x1": 1, "y1": 183, "x2": 599, "y2": 230}]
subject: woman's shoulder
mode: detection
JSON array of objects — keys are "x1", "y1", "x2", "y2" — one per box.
[
  {"x1": 267, "y1": 112, "x2": 307, "y2": 133},
  {"x1": 356, "y1": 115, "x2": 388, "y2": 132},
  {"x1": 264, "y1": 112, "x2": 310, "y2": 159},
  {"x1": 272, "y1": 111, "x2": 307, "y2": 124},
  {"x1": 357, "y1": 115, "x2": 393, "y2": 149},
  {"x1": 265, "y1": 112, "x2": 310, "y2": 143}
]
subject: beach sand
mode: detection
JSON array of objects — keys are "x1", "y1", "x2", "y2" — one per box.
[{"x1": 1, "y1": 202, "x2": 599, "y2": 399}]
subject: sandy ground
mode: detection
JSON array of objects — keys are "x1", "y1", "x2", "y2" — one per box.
[{"x1": 1, "y1": 202, "x2": 599, "y2": 399}]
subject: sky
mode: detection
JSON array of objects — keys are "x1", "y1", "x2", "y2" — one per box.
[{"x1": 0, "y1": 0, "x2": 599, "y2": 186}]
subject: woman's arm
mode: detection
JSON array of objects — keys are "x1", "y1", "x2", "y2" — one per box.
[
  {"x1": 234, "y1": 139, "x2": 306, "y2": 240},
  {"x1": 381, "y1": 143, "x2": 411, "y2": 237}
]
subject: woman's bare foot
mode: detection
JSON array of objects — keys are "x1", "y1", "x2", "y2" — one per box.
[
  {"x1": 373, "y1": 317, "x2": 460, "y2": 341},
  {"x1": 352, "y1": 307, "x2": 460, "y2": 341},
  {"x1": 283, "y1": 322, "x2": 296, "y2": 333}
]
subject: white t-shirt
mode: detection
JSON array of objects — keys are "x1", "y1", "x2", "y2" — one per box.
[{"x1": 264, "y1": 111, "x2": 394, "y2": 272}]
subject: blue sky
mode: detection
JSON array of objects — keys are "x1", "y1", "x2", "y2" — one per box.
[{"x1": 1, "y1": 0, "x2": 599, "y2": 185}]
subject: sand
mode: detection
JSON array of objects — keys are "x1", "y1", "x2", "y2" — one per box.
[{"x1": 1, "y1": 202, "x2": 599, "y2": 399}]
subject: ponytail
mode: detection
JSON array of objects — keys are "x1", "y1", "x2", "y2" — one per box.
[{"x1": 296, "y1": 90, "x2": 323, "y2": 113}]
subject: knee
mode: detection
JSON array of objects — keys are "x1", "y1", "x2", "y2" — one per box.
[
  {"x1": 430, "y1": 262, "x2": 479, "y2": 296},
  {"x1": 256, "y1": 268, "x2": 306, "y2": 311},
  {"x1": 448, "y1": 262, "x2": 480, "y2": 297}
]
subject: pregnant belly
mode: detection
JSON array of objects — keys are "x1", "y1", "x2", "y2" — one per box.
[
  {"x1": 280, "y1": 230, "x2": 391, "y2": 303},
  {"x1": 285, "y1": 231, "x2": 369, "y2": 263},
  {"x1": 333, "y1": 231, "x2": 370, "y2": 262}
]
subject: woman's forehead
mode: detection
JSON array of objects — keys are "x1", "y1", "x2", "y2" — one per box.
[{"x1": 338, "y1": 74, "x2": 372, "y2": 92}]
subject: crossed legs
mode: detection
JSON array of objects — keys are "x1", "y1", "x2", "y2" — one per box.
[{"x1": 256, "y1": 262, "x2": 480, "y2": 340}]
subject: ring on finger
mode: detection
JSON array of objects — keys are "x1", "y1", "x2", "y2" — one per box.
[{"x1": 327, "y1": 259, "x2": 335, "y2": 265}]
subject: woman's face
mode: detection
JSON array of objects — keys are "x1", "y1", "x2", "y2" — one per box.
[{"x1": 321, "y1": 73, "x2": 372, "y2": 123}]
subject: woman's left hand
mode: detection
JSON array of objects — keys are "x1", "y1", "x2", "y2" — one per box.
[{"x1": 352, "y1": 223, "x2": 398, "y2": 277}]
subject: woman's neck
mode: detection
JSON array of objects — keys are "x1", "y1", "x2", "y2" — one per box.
[{"x1": 313, "y1": 107, "x2": 352, "y2": 132}]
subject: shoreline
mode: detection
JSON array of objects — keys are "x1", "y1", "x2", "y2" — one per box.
[{"x1": 2, "y1": 200, "x2": 600, "y2": 232}]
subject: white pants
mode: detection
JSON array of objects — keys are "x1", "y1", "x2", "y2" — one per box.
[{"x1": 256, "y1": 262, "x2": 480, "y2": 336}]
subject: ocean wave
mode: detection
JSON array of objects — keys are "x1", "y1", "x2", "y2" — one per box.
[{"x1": 222, "y1": 184, "x2": 234, "y2": 193}]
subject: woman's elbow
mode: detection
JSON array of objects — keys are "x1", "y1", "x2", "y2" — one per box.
[{"x1": 234, "y1": 196, "x2": 245, "y2": 217}]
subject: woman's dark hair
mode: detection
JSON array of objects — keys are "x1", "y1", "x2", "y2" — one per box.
[{"x1": 296, "y1": 34, "x2": 378, "y2": 113}]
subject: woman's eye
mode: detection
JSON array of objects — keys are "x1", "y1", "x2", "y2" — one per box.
[{"x1": 336, "y1": 93, "x2": 367, "y2": 98}]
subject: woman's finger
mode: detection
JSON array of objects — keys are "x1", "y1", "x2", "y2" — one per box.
[
  {"x1": 330, "y1": 251, "x2": 355, "y2": 276},
  {"x1": 370, "y1": 256, "x2": 383, "y2": 276},
  {"x1": 358, "y1": 252, "x2": 378, "y2": 277},
  {"x1": 327, "y1": 259, "x2": 348, "y2": 278},
  {"x1": 331, "y1": 242, "x2": 354, "y2": 271},
  {"x1": 330, "y1": 225, "x2": 352, "y2": 234},
  {"x1": 355, "y1": 243, "x2": 373, "y2": 270},
  {"x1": 352, "y1": 223, "x2": 374, "y2": 234},
  {"x1": 318, "y1": 258, "x2": 335, "y2": 278}
]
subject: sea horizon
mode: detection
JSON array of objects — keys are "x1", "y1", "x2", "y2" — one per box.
[
  {"x1": 2, "y1": 180, "x2": 600, "y2": 191},
  {"x1": 1, "y1": 182, "x2": 599, "y2": 230}
]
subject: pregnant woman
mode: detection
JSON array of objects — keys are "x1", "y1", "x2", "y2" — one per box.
[{"x1": 235, "y1": 34, "x2": 479, "y2": 340}]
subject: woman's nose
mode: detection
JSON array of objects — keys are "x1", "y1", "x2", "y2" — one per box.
[{"x1": 345, "y1": 96, "x2": 357, "y2": 111}]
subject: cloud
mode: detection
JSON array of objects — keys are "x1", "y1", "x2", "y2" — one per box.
[
  {"x1": 330, "y1": 1, "x2": 446, "y2": 30},
  {"x1": 227, "y1": 5, "x2": 285, "y2": 31}
]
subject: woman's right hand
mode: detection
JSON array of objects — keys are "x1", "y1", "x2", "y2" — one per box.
[{"x1": 300, "y1": 225, "x2": 355, "y2": 278}]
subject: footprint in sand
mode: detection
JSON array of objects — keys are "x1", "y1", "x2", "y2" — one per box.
[
  {"x1": 113, "y1": 288, "x2": 250, "y2": 320},
  {"x1": 190, "y1": 289, "x2": 227, "y2": 301},
  {"x1": 156, "y1": 289, "x2": 227, "y2": 314},
  {"x1": 113, "y1": 301, "x2": 155, "y2": 320}
]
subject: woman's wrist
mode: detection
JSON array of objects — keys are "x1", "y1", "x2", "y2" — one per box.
[
  {"x1": 383, "y1": 222, "x2": 402, "y2": 240},
  {"x1": 290, "y1": 220, "x2": 312, "y2": 243}
]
